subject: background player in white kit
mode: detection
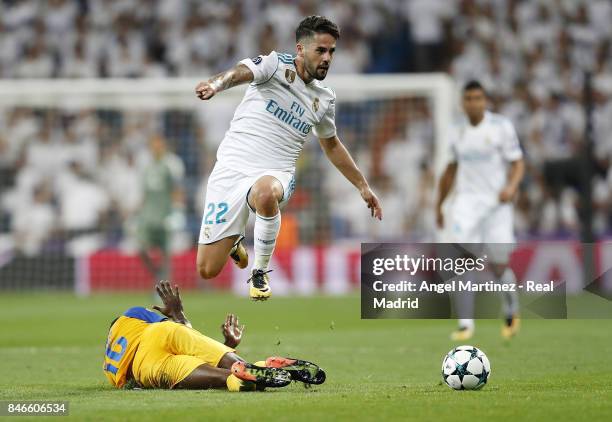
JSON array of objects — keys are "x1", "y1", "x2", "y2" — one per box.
[
  {"x1": 194, "y1": 16, "x2": 382, "y2": 301},
  {"x1": 436, "y1": 81, "x2": 525, "y2": 340}
]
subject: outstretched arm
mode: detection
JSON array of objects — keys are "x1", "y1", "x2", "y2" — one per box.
[
  {"x1": 499, "y1": 159, "x2": 525, "y2": 202},
  {"x1": 152, "y1": 281, "x2": 245, "y2": 348},
  {"x1": 319, "y1": 135, "x2": 383, "y2": 220},
  {"x1": 195, "y1": 64, "x2": 254, "y2": 100},
  {"x1": 220, "y1": 314, "x2": 245, "y2": 348},
  {"x1": 436, "y1": 162, "x2": 457, "y2": 228},
  {"x1": 153, "y1": 280, "x2": 192, "y2": 328}
]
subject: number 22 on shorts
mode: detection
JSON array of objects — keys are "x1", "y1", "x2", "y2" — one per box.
[{"x1": 204, "y1": 202, "x2": 229, "y2": 224}]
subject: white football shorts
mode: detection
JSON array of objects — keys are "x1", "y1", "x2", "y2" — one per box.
[
  {"x1": 198, "y1": 163, "x2": 295, "y2": 244},
  {"x1": 445, "y1": 194, "x2": 515, "y2": 263}
]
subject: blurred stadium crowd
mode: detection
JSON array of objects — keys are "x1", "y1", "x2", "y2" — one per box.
[{"x1": 0, "y1": 0, "x2": 611, "y2": 257}]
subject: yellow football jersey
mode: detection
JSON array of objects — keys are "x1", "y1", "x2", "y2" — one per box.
[{"x1": 103, "y1": 307, "x2": 167, "y2": 388}]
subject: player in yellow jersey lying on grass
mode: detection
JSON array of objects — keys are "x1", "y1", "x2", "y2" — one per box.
[{"x1": 103, "y1": 281, "x2": 325, "y2": 391}]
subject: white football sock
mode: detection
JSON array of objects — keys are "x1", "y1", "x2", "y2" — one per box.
[
  {"x1": 455, "y1": 269, "x2": 475, "y2": 331},
  {"x1": 252, "y1": 212, "x2": 281, "y2": 271},
  {"x1": 458, "y1": 319, "x2": 475, "y2": 331},
  {"x1": 500, "y1": 267, "x2": 519, "y2": 317}
]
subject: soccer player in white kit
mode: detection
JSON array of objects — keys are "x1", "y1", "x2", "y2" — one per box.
[
  {"x1": 436, "y1": 81, "x2": 525, "y2": 340},
  {"x1": 194, "y1": 16, "x2": 382, "y2": 301}
]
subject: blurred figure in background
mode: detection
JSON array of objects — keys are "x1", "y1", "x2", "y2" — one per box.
[
  {"x1": 56, "y1": 161, "x2": 110, "y2": 255},
  {"x1": 437, "y1": 81, "x2": 525, "y2": 341},
  {"x1": 137, "y1": 135, "x2": 185, "y2": 283},
  {"x1": 12, "y1": 182, "x2": 56, "y2": 256}
]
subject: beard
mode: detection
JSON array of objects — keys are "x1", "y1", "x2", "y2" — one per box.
[
  {"x1": 315, "y1": 66, "x2": 329, "y2": 80},
  {"x1": 306, "y1": 61, "x2": 329, "y2": 81}
]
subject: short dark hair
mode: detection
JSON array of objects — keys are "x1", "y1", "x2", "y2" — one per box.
[
  {"x1": 296, "y1": 15, "x2": 340, "y2": 42},
  {"x1": 463, "y1": 80, "x2": 486, "y2": 94}
]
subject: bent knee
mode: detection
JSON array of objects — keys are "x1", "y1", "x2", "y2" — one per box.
[
  {"x1": 197, "y1": 260, "x2": 222, "y2": 280},
  {"x1": 256, "y1": 188, "x2": 278, "y2": 206},
  {"x1": 251, "y1": 187, "x2": 282, "y2": 214}
]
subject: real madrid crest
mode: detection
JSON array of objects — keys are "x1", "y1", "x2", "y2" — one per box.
[
  {"x1": 285, "y1": 69, "x2": 296, "y2": 84},
  {"x1": 313, "y1": 97, "x2": 320, "y2": 112}
]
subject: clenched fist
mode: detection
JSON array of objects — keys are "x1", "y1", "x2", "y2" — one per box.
[{"x1": 195, "y1": 81, "x2": 217, "y2": 100}]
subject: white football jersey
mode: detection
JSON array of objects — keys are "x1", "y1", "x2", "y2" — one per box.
[
  {"x1": 449, "y1": 111, "x2": 523, "y2": 200},
  {"x1": 216, "y1": 51, "x2": 337, "y2": 176}
]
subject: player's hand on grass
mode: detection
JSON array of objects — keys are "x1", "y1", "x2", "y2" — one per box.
[
  {"x1": 499, "y1": 186, "x2": 517, "y2": 203},
  {"x1": 360, "y1": 186, "x2": 383, "y2": 220},
  {"x1": 221, "y1": 314, "x2": 245, "y2": 348},
  {"x1": 195, "y1": 81, "x2": 216, "y2": 100},
  {"x1": 153, "y1": 280, "x2": 188, "y2": 325}
]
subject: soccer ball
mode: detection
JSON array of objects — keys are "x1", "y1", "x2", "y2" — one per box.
[{"x1": 442, "y1": 345, "x2": 491, "y2": 390}]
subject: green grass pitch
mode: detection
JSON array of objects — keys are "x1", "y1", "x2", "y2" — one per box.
[{"x1": 1, "y1": 292, "x2": 611, "y2": 421}]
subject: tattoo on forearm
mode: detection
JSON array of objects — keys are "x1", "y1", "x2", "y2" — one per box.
[{"x1": 207, "y1": 64, "x2": 252, "y2": 93}]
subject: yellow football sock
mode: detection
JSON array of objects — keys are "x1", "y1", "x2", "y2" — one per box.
[
  {"x1": 226, "y1": 374, "x2": 255, "y2": 392},
  {"x1": 254, "y1": 360, "x2": 267, "y2": 367}
]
